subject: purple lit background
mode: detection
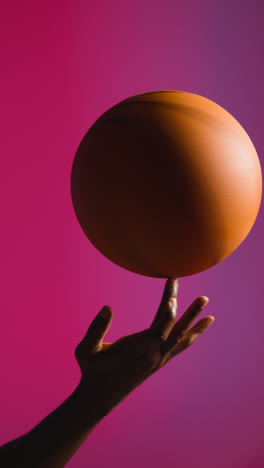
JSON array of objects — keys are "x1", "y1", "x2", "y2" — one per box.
[{"x1": 0, "y1": 1, "x2": 263, "y2": 467}]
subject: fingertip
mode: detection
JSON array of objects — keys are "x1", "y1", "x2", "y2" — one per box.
[
  {"x1": 201, "y1": 316, "x2": 214, "y2": 329},
  {"x1": 99, "y1": 305, "x2": 113, "y2": 320},
  {"x1": 197, "y1": 296, "x2": 209, "y2": 308},
  {"x1": 167, "y1": 277, "x2": 179, "y2": 287}
]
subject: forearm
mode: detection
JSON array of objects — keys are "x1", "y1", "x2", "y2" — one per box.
[{"x1": 0, "y1": 382, "x2": 104, "y2": 468}]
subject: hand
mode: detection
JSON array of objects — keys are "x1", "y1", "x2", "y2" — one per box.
[
  {"x1": 0, "y1": 278, "x2": 214, "y2": 468},
  {"x1": 74, "y1": 278, "x2": 214, "y2": 418}
]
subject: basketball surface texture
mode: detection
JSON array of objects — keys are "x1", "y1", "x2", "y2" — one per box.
[{"x1": 71, "y1": 91, "x2": 262, "y2": 278}]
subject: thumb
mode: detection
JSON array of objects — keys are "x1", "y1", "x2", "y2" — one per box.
[{"x1": 81, "y1": 306, "x2": 113, "y2": 352}]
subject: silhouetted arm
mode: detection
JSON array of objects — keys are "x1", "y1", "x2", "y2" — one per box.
[
  {"x1": 0, "y1": 278, "x2": 214, "y2": 467},
  {"x1": 0, "y1": 382, "x2": 103, "y2": 467}
]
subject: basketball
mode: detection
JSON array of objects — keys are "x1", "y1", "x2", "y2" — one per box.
[{"x1": 70, "y1": 91, "x2": 262, "y2": 278}]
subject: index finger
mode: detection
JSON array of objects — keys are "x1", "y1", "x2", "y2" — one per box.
[{"x1": 150, "y1": 278, "x2": 179, "y2": 329}]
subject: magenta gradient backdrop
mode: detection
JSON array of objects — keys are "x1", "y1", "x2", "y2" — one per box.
[{"x1": 1, "y1": 1, "x2": 264, "y2": 467}]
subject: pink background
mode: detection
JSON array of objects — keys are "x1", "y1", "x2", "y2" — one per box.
[{"x1": 1, "y1": 1, "x2": 264, "y2": 467}]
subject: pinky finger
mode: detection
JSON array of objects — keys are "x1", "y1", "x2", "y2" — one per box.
[{"x1": 168, "y1": 316, "x2": 215, "y2": 358}]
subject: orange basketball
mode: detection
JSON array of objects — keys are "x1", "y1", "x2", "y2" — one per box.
[{"x1": 70, "y1": 91, "x2": 262, "y2": 278}]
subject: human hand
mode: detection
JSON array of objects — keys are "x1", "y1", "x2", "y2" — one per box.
[{"x1": 74, "y1": 278, "x2": 214, "y2": 419}]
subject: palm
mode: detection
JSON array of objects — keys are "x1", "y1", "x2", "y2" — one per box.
[{"x1": 75, "y1": 278, "x2": 214, "y2": 397}]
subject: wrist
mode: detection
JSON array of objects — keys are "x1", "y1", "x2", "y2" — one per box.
[
  {"x1": 70, "y1": 381, "x2": 100, "y2": 431},
  {"x1": 75, "y1": 377, "x2": 117, "y2": 424}
]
